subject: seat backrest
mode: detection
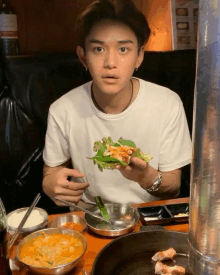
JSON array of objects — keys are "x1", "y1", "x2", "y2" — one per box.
[{"x1": 0, "y1": 53, "x2": 90, "y2": 212}]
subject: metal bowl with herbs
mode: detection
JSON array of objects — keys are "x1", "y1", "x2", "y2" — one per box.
[{"x1": 84, "y1": 203, "x2": 139, "y2": 237}]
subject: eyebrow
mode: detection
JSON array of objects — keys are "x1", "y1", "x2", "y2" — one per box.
[{"x1": 88, "y1": 39, "x2": 134, "y2": 45}]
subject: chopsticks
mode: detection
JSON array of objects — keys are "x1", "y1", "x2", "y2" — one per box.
[
  {"x1": 8, "y1": 193, "x2": 41, "y2": 249},
  {"x1": 55, "y1": 197, "x2": 112, "y2": 224}
]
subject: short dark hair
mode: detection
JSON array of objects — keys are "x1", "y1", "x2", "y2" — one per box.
[{"x1": 75, "y1": 0, "x2": 151, "y2": 51}]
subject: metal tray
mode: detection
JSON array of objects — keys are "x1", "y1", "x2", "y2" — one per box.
[{"x1": 138, "y1": 203, "x2": 189, "y2": 225}]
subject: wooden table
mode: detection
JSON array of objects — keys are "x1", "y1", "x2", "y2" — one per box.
[{"x1": 10, "y1": 197, "x2": 189, "y2": 275}]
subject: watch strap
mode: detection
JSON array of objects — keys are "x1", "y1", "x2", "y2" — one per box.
[{"x1": 144, "y1": 172, "x2": 162, "y2": 192}]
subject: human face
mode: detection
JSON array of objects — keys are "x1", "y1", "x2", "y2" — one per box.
[{"x1": 77, "y1": 20, "x2": 144, "y2": 96}]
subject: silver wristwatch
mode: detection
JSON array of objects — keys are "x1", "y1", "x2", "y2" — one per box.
[{"x1": 145, "y1": 172, "x2": 162, "y2": 193}]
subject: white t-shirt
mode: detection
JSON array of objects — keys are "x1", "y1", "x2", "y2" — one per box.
[{"x1": 43, "y1": 78, "x2": 192, "y2": 204}]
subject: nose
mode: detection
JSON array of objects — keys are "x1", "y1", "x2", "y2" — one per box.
[{"x1": 104, "y1": 50, "x2": 117, "y2": 69}]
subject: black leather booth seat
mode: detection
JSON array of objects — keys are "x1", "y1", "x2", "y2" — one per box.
[{"x1": 0, "y1": 50, "x2": 196, "y2": 213}]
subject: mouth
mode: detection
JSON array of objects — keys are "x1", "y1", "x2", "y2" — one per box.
[{"x1": 102, "y1": 75, "x2": 119, "y2": 79}]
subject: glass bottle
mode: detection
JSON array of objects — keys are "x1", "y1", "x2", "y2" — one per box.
[{"x1": 0, "y1": 0, "x2": 19, "y2": 56}]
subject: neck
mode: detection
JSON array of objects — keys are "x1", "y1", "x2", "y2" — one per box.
[{"x1": 91, "y1": 79, "x2": 134, "y2": 114}]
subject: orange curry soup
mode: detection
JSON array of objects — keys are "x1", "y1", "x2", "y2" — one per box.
[{"x1": 19, "y1": 233, "x2": 84, "y2": 268}]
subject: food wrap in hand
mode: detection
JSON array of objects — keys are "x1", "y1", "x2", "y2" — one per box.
[{"x1": 91, "y1": 137, "x2": 152, "y2": 171}]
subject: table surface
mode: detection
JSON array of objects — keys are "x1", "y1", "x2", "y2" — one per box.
[{"x1": 10, "y1": 197, "x2": 189, "y2": 275}]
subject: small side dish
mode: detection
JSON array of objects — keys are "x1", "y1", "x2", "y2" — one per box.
[
  {"x1": 60, "y1": 222, "x2": 84, "y2": 231},
  {"x1": 48, "y1": 214, "x2": 87, "y2": 233},
  {"x1": 138, "y1": 203, "x2": 189, "y2": 225},
  {"x1": 7, "y1": 207, "x2": 48, "y2": 242},
  {"x1": 174, "y1": 213, "x2": 188, "y2": 218},
  {"x1": 7, "y1": 208, "x2": 46, "y2": 229}
]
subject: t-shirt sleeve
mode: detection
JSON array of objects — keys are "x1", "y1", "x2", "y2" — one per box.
[
  {"x1": 43, "y1": 108, "x2": 70, "y2": 167},
  {"x1": 159, "y1": 94, "x2": 192, "y2": 172}
]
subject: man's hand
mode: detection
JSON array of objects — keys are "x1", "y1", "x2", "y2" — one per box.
[
  {"x1": 42, "y1": 162, "x2": 89, "y2": 206},
  {"x1": 116, "y1": 157, "x2": 181, "y2": 199},
  {"x1": 116, "y1": 157, "x2": 154, "y2": 188}
]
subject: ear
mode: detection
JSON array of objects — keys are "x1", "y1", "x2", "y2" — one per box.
[
  {"x1": 76, "y1": 46, "x2": 88, "y2": 69},
  {"x1": 135, "y1": 46, "x2": 145, "y2": 69}
]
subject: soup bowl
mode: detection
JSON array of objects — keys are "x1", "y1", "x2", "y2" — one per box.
[{"x1": 16, "y1": 227, "x2": 87, "y2": 275}]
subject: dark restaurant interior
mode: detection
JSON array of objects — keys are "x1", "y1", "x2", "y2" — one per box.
[
  {"x1": 0, "y1": 0, "x2": 195, "y2": 213},
  {"x1": 2, "y1": 0, "x2": 216, "y2": 274}
]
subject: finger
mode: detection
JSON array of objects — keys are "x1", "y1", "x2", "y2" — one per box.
[
  {"x1": 116, "y1": 164, "x2": 133, "y2": 172},
  {"x1": 63, "y1": 168, "x2": 84, "y2": 178},
  {"x1": 54, "y1": 195, "x2": 82, "y2": 206},
  {"x1": 57, "y1": 188, "x2": 85, "y2": 197},
  {"x1": 130, "y1": 157, "x2": 147, "y2": 170},
  {"x1": 115, "y1": 164, "x2": 129, "y2": 170},
  {"x1": 123, "y1": 165, "x2": 133, "y2": 172},
  {"x1": 64, "y1": 181, "x2": 89, "y2": 191}
]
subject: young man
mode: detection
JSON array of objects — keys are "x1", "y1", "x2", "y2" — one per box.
[{"x1": 42, "y1": 0, "x2": 191, "y2": 207}]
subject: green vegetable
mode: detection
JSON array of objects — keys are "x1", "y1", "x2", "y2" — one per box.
[
  {"x1": 94, "y1": 196, "x2": 110, "y2": 220},
  {"x1": 90, "y1": 137, "x2": 152, "y2": 172}
]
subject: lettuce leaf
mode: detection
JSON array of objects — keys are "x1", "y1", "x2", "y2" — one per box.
[
  {"x1": 117, "y1": 138, "x2": 136, "y2": 148},
  {"x1": 93, "y1": 137, "x2": 114, "y2": 152},
  {"x1": 90, "y1": 137, "x2": 153, "y2": 172}
]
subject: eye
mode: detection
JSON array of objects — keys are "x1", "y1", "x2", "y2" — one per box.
[
  {"x1": 119, "y1": 47, "x2": 128, "y2": 53},
  {"x1": 94, "y1": 47, "x2": 104, "y2": 53}
]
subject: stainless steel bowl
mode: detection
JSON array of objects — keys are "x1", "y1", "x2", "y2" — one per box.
[
  {"x1": 48, "y1": 214, "x2": 87, "y2": 232},
  {"x1": 16, "y1": 227, "x2": 87, "y2": 275},
  {"x1": 7, "y1": 207, "x2": 48, "y2": 243},
  {"x1": 84, "y1": 203, "x2": 139, "y2": 237}
]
